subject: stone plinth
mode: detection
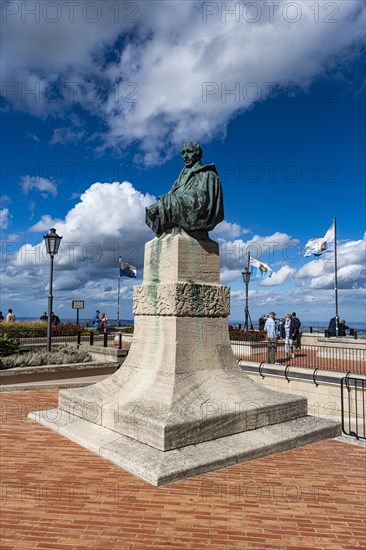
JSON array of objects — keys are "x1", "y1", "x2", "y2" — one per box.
[{"x1": 29, "y1": 228, "x2": 340, "y2": 484}]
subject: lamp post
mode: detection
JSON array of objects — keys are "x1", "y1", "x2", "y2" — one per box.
[
  {"x1": 241, "y1": 267, "x2": 251, "y2": 331},
  {"x1": 241, "y1": 252, "x2": 253, "y2": 331},
  {"x1": 43, "y1": 228, "x2": 62, "y2": 352}
]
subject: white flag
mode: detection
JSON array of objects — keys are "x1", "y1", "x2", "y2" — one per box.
[
  {"x1": 249, "y1": 257, "x2": 273, "y2": 278},
  {"x1": 304, "y1": 223, "x2": 335, "y2": 257}
]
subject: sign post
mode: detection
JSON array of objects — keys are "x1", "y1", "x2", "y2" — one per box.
[{"x1": 72, "y1": 300, "x2": 85, "y2": 326}]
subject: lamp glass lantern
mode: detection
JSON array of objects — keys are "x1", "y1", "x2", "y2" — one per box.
[
  {"x1": 241, "y1": 268, "x2": 251, "y2": 284},
  {"x1": 44, "y1": 228, "x2": 62, "y2": 257}
]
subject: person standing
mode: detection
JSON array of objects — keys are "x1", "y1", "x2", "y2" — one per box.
[
  {"x1": 100, "y1": 313, "x2": 108, "y2": 332},
  {"x1": 258, "y1": 314, "x2": 266, "y2": 332},
  {"x1": 93, "y1": 310, "x2": 101, "y2": 328},
  {"x1": 40, "y1": 311, "x2": 48, "y2": 322},
  {"x1": 292, "y1": 312, "x2": 301, "y2": 351},
  {"x1": 328, "y1": 317, "x2": 339, "y2": 337},
  {"x1": 0, "y1": 311, "x2": 4, "y2": 323},
  {"x1": 52, "y1": 312, "x2": 60, "y2": 326},
  {"x1": 264, "y1": 312, "x2": 278, "y2": 364},
  {"x1": 338, "y1": 320, "x2": 349, "y2": 337},
  {"x1": 5, "y1": 309, "x2": 15, "y2": 323},
  {"x1": 281, "y1": 313, "x2": 296, "y2": 359}
]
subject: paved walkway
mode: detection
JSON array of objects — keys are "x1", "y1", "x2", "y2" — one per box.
[{"x1": 1, "y1": 390, "x2": 365, "y2": 549}]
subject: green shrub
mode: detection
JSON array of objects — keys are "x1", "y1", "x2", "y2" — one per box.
[
  {"x1": 0, "y1": 322, "x2": 88, "y2": 339},
  {"x1": 0, "y1": 334, "x2": 22, "y2": 357}
]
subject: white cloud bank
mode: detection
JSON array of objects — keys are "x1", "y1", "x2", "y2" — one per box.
[
  {"x1": 1, "y1": 181, "x2": 365, "y2": 319},
  {"x1": 1, "y1": 0, "x2": 365, "y2": 163}
]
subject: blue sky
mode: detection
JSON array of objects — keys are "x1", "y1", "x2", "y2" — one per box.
[{"x1": 1, "y1": 0, "x2": 365, "y2": 325}]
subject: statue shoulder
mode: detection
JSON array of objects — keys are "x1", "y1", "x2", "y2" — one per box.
[{"x1": 193, "y1": 163, "x2": 218, "y2": 176}]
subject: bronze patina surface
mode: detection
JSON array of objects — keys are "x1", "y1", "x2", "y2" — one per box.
[{"x1": 145, "y1": 141, "x2": 224, "y2": 236}]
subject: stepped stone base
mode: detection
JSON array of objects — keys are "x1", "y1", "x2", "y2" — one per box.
[
  {"x1": 55, "y1": 366, "x2": 309, "y2": 451},
  {"x1": 28, "y1": 409, "x2": 340, "y2": 486}
]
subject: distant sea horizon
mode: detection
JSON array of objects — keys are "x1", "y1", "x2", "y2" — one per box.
[{"x1": 15, "y1": 317, "x2": 366, "y2": 336}]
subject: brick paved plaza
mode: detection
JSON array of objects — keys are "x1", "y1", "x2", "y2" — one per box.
[{"x1": 1, "y1": 390, "x2": 365, "y2": 549}]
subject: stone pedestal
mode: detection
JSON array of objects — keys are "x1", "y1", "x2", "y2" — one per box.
[{"x1": 29, "y1": 229, "x2": 340, "y2": 485}]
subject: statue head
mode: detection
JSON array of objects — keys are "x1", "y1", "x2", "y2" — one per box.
[{"x1": 181, "y1": 141, "x2": 202, "y2": 168}]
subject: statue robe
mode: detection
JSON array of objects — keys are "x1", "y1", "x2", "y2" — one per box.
[{"x1": 146, "y1": 162, "x2": 224, "y2": 235}]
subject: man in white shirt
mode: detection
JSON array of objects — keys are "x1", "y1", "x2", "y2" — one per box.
[{"x1": 264, "y1": 312, "x2": 278, "y2": 364}]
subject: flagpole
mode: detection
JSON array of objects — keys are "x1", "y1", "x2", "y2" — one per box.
[
  {"x1": 117, "y1": 256, "x2": 121, "y2": 327},
  {"x1": 333, "y1": 217, "x2": 339, "y2": 336}
]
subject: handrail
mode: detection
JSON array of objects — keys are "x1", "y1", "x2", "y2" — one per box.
[
  {"x1": 341, "y1": 375, "x2": 366, "y2": 440},
  {"x1": 258, "y1": 362, "x2": 265, "y2": 379}
]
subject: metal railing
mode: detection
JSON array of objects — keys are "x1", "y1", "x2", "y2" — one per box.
[
  {"x1": 341, "y1": 375, "x2": 366, "y2": 440},
  {"x1": 231, "y1": 341, "x2": 366, "y2": 375},
  {"x1": 16, "y1": 331, "x2": 132, "y2": 351}
]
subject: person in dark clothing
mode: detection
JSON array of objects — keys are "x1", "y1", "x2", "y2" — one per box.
[
  {"x1": 328, "y1": 317, "x2": 339, "y2": 337},
  {"x1": 338, "y1": 320, "x2": 349, "y2": 337},
  {"x1": 292, "y1": 312, "x2": 301, "y2": 350},
  {"x1": 40, "y1": 311, "x2": 48, "y2": 322},
  {"x1": 258, "y1": 314, "x2": 266, "y2": 332},
  {"x1": 52, "y1": 312, "x2": 60, "y2": 326}
]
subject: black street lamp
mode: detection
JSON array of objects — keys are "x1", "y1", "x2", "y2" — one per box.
[
  {"x1": 43, "y1": 228, "x2": 62, "y2": 352},
  {"x1": 241, "y1": 251, "x2": 253, "y2": 331}
]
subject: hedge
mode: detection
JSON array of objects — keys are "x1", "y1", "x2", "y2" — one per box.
[
  {"x1": 228, "y1": 326, "x2": 266, "y2": 342},
  {"x1": 0, "y1": 322, "x2": 89, "y2": 339}
]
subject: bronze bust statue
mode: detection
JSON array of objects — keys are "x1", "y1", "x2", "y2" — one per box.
[{"x1": 145, "y1": 141, "x2": 224, "y2": 237}]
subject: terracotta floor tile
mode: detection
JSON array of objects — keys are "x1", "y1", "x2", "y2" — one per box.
[{"x1": 0, "y1": 389, "x2": 365, "y2": 549}]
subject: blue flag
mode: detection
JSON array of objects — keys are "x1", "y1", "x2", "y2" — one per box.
[{"x1": 119, "y1": 260, "x2": 137, "y2": 278}]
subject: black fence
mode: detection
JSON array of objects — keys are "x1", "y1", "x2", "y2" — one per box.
[
  {"x1": 18, "y1": 331, "x2": 132, "y2": 351},
  {"x1": 15, "y1": 332, "x2": 366, "y2": 374},
  {"x1": 232, "y1": 341, "x2": 366, "y2": 375},
  {"x1": 341, "y1": 376, "x2": 366, "y2": 440}
]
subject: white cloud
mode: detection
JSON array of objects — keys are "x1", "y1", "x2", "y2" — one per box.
[
  {"x1": 4, "y1": 233, "x2": 19, "y2": 242},
  {"x1": 220, "y1": 268, "x2": 242, "y2": 284},
  {"x1": 296, "y1": 233, "x2": 366, "y2": 290},
  {"x1": 29, "y1": 215, "x2": 64, "y2": 232},
  {"x1": 7, "y1": 181, "x2": 154, "y2": 273},
  {"x1": 260, "y1": 265, "x2": 296, "y2": 286},
  {"x1": 2, "y1": 179, "x2": 155, "y2": 317},
  {"x1": 0, "y1": 208, "x2": 10, "y2": 229},
  {"x1": 219, "y1": 232, "x2": 297, "y2": 270},
  {"x1": 1, "y1": 178, "x2": 365, "y2": 321},
  {"x1": 1, "y1": 0, "x2": 364, "y2": 163},
  {"x1": 21, "y1": 176, "x2": 58, "y2": 198},
  {"x1": 212, "y1": 220, "x2": 250, "y2": 239},
  {"x1": 50, "y1": 127, "x2": 86, "y2": 145}
]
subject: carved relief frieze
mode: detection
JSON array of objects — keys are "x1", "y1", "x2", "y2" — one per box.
[{"x1": 133, "y1": 283, "x2": 230, "y2": 317}]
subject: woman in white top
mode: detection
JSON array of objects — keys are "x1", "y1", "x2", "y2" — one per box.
[{"x1": 281, "y1": 313, "x2": 295, "y2": 358}]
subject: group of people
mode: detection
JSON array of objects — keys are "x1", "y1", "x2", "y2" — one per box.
[
  {"x1": 0, "y1": 309, "x2": 15, "y2": 323},
  {"x1": 93, "y1": 310, "x2": 108, "y2": 332},
  {"x1": 39, "y1": 311, "x2": 60, "y2": 325},
  {"x1": 259, "y1": 311, "x2": 302, "y2": 364},
  {"x1": 328, "y1": 317, "x2": 349, "y2": 337}
]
